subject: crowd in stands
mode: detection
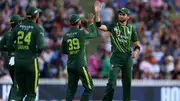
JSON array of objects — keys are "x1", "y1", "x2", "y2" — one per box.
[{"x1": 0, "y1": 0, "x2": 180, "y2": 80}]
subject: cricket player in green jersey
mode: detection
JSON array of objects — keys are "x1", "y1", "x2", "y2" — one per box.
[
  {"x1": 7, "y1": 6, "x2": 44, "y2": 101},
  {"x1": 0, "y1": 15, "x2": 23, "y2": 101},
  {"x1": 94, "y1": 1, "x2": 140, "y2": 101},
  {"x1": 61, "y1": 13, "x2": 97, "y2": 101}
]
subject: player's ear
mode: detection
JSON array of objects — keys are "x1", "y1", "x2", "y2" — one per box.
[
  {"x1": 78, "y1": 20, "x2": 82, "y2": 25},
  {"x1": 127, "y1": 16, "x2": 130, "y2": 20},
  {"x1": 35, "y1": 14, "x2": 39, "y2": 23}
]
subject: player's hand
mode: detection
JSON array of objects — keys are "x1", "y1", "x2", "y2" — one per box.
[
  {"x1": 132, "y1": 50, "x2": 139, "y2": 58},
  {"x1": 94, "y1": 0, "x2": 101, "y2": 12},
  {"x1": 88, "y1": 13, "x2": 94, "y2": 24}
]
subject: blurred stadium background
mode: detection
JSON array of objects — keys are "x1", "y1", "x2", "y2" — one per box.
[{"x1": 0, "y1": 0, "x2": 180, "y2": 101}]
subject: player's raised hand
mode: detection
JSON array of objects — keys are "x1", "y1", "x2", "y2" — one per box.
[
  {"x1": 88, "y1": 13, "x2": 94, "y2": 24},
  {"x1": 94, "y1": 0, "x2": 101, "y2": 12}
]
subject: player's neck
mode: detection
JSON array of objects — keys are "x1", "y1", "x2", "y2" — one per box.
[{"x1": 119, "y1": 21, "x2": 127, "y2": 26}]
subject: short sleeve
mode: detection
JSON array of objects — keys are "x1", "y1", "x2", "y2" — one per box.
[
  {"x1": 106, "y1": 23, "x2": 114, "y2": 31},
  {"x1": 61, "y1": 36, "x2": 68, "y2": 54},
  {"x1": 131, "y1": 26, "x2": 139, "y2": 42},
  {"x1": 36, "y1": 27, "x2": 45, "y2": 49}
]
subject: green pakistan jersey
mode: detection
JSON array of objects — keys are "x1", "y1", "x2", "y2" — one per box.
[
  {"x1": 8, "y1": 19, "x2": 45, "y2": 58},
  {"x1": 106, "y1": 22, "x2": 139, "y2": 53},
  {"x1": 62, "y1": 24, "x2": 97, "y2": 68}
]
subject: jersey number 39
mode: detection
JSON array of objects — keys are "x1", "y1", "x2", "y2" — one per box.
[{"x1": 67, "y1": 38, "x2": 80, "y2": 51}]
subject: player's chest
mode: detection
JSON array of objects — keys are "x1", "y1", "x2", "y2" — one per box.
[{"x1": 112, "y1": 26, "x2": 132, "y2": 40}]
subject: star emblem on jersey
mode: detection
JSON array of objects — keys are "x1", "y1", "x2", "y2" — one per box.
[{"x1": 114, "y1": 27, "x2": 118, "y2": 32}]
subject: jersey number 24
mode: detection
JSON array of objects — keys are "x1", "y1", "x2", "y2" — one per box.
[{"x1": 17, "y1": 31, "x2": 32, "y2": 45}]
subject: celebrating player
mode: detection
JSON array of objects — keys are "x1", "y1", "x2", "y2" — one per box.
[
  {"x1": 94, "y1": 1, "x2": 140, "y2": 101},
  {"x1": 61, "y1": 13, "x2": 97, "y2": 101},
  {"x1": 7, "y1": 6, "x2": 44, "y2": 101},
  {"x1": 0, "y1": 15, "x2": 23, "y2": 100}
]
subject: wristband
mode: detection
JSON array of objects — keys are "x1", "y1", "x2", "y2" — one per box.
[
  {"x1": 133, "y1": 46, "x2": 140, "y2": 51},
  {"x1": 96, "y1": 21, "x2": 101, "y2": 27}
]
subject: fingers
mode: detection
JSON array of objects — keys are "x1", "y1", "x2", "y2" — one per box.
[
  {"x1": 88, "y1": 13, "x2": 94, "y2": 24},
  {"x1": 132, "y1": 52, "x2": 136, "y2": 58},
  {"x1": 94, "y1": 0, "x2": 100, "y2": 6},
  {"x1": 132, "y1": 51, "x2": 138, "y2": 58},
  {"x1": 132, "y1": 53, "x2": 135, "y2": 58},
  {"x1": 94, "y1": 0, "x2": 101, "y2": 12},
  {"x1": 88, "y1": 13, "x2": 94, "y2": 18}
]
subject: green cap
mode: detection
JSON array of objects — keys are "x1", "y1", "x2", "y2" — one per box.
[
  {"x1": 10, "y1": 15, "x2": 23, "y2": 24},
  {"x1": 26, "y1": 6, "x2": 42, "y2": 18},
  {"x1": 70, "y1": 14, "x2": 81, "y2": 24},
  {"x1": 117, "y1": 8, "x2": 130, "y2": 15}
]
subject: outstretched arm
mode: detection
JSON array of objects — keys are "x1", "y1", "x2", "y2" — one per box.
[
  {"x1": 94, "y1": 0, "x2": 108, "y2": 31},
  {"x1": 131, "y1": 27, "x2": 140, "y2": 58},
  {"x1": 132, "y1": 41, "x2": 140, "y2": 57},
  {"x1": 84, "y1": 13, "x2": 97, "y2": 39}
]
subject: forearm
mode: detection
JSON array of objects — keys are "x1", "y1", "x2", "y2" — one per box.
[
  {"x1": 95, "y1": 12, "x2": 108, "y2": 31},
  {"x1": 96, "y1": 11, "x2": 101, "y2": 22},
  {"x1": 89, "y1": 24, "x2": 97, "y2": 35},
  {"x1": 85, "y1": 24, "x2": 97, "y2": 39}
]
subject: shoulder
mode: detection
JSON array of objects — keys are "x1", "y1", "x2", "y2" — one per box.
[
  {"x1": 127, "y1": 24, "x2": 136, "y2": 32},
  {"x1": 63, "y1": 32, "x2": 69, "y2": 39},
  {"x1": 106, "y1": 22, "x2": 116, "y2": 30},
  {"x1": 127, "y1": 24, "x2": 132, "y2": 27},
  {"x1": 34, "y1": 24, "x2": 43, "y2": 30},
  {"x1": 33, "y1": 24, "x2": 44, "y2": 35},
  {"x1": 127, "y1": 24, "x2": 135, "y2": 29},
  {"x1": 12, "y1": 24, "x2": 21, "y2": 31}
]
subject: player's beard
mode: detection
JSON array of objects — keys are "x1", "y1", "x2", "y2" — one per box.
[{"x1": 119, "y1": 19, "x2": 126, "y2": 23}]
